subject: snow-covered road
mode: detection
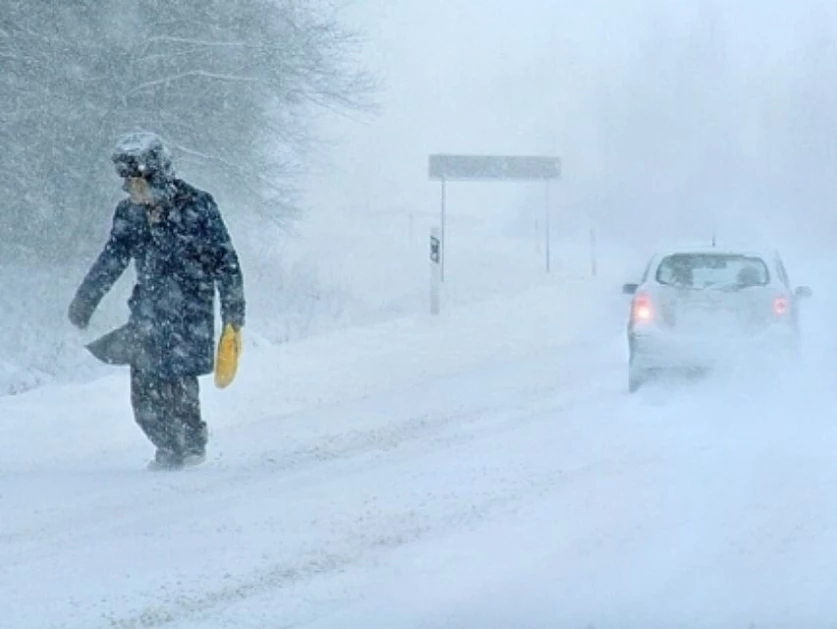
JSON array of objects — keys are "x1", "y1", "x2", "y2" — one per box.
[{"x1": 3, "y1": 277, "x2": 837, "y2": 628}]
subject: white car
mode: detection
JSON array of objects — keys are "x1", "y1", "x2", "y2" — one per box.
[{"x1": 623, "y1": 245, "x2": 812, "y2": 392}]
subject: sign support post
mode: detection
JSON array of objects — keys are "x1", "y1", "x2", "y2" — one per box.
[
  {"x1": 430, "y1": 226, "x2": 441, "y2": 315},
  {"x1": 590, "y1": 227, "x2": 598, "y2": 277},
  {"x1": 440, "y1": 178, "x2": 447, "y2": 282},
  {"x1": 544, "y1": 182, "x2": 551, "y2": 273},
  {"x1": 428, "y1": 154, "x2": 561, "y2": 279}
]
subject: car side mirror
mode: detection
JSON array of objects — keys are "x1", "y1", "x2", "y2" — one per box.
[
  {"x1": 622, "y1": 283, "x2": 639, "y2": 295},
  {"x1": 795, "y1": 285, "x2": 813, "y2": 298}
]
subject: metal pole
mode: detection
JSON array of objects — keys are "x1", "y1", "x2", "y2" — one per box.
[
  {"x1": 535, "y1": 220, "x2": 540, "y2": 254},
  {"x1": 590, "y1": 227, "x2": 598, "y2": 277},
  {"x1": 440, "y1": 177, "x2": 447, "y2": 282},
  {"x1": 544, "y1": 182, "x2": 551, "y2": 273},
  {"x1": 430, "y1": 226, "x2": 441, "y2": 314}
]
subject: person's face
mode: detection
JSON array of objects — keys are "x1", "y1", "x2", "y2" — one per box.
[{"x1": 124, "y1": 176, "x2": 154, "y2": 205}]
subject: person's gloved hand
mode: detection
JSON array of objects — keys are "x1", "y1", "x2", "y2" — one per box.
[
  {"x1": 215, "y1": 323, "x2": 242, "y2": 389},
  {"x1": 68, "y1": 296, "x2": 93, "y2": 330}
]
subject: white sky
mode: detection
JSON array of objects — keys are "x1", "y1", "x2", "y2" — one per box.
[{"x1": 301, "y1": 0, "x2": 837, "y2": 249}]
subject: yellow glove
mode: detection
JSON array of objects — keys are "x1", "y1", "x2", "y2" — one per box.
[{"x1": 214, "y1": 323, "x2": 242, "y2": 389}]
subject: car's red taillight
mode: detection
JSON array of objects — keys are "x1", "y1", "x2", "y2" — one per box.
[
  {"x1": 774, "y1": 295, "x2": 789, "y2": 316},
  {"x1": 632, "y1": 293, "x2": 654, "y2": 323}
]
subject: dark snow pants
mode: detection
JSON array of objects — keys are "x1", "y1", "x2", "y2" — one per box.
[{"x1": 130, "y1": 367, "x2": 207, "y2": 455}]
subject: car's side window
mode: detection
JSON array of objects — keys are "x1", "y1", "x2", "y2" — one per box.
[{"x1": 776, "y1": 258, "x2": 790, "y2": 288}]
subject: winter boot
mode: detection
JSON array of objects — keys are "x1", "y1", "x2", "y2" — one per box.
[
  {"x1": 181, "y1": 423, "x2": 207, "y2": 468},
  {"x1": 180, "y1": 446, "x2": 206, "y2": 468},
  {"x1": 147, "y1": 448, "x2": 184, "y2": 471}
]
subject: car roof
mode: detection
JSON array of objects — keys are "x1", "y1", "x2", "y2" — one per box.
[{"x1": 650, "y1": 243, "x2": 780, "y2": 262}]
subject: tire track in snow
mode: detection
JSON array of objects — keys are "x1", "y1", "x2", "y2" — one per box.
[
  {"x1": 0, "y1": 359, "x2": 621, "y2": 571},
  {"x1": 107, "y1": 431, "x2": 659, "y2": 629},
  {"x1": 4, "y1": 342, "x2": 637, "y2": 629}
]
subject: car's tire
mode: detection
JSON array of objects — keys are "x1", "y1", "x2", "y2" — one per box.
[
  {"x1": 627, "y1": 336, "x2": 647, "y2": 393},
  {"x1": 628, "y1": 366, "x2": 646, "y2": 393}
]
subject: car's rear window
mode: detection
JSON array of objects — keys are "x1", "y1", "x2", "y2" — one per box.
[{"x1": 655, "y1": 253, "x2": 769, "y2": 288}]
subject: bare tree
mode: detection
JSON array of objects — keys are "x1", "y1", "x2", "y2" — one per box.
[{"x1": 0, "y1": 0, "x2": 377, "y2": 262}]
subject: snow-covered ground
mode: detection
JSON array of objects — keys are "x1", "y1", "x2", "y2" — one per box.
[
  {"x1": 8, "y1": 0, "x2": 837, "y2": 625},
  {"x1": 4, "y1": 230, "x2": 837, "y2": 627}
]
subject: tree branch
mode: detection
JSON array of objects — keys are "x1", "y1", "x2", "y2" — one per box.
[{"x1": 126, "y1": 70, "x2": 272, "y2": 96}]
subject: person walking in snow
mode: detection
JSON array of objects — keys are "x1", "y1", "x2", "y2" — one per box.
[{"x1": 68, "y1": 131, "x2": 245, "y2": 470}]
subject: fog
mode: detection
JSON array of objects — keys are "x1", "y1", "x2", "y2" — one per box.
[
  {"x1": 1, "y1": 1, "x2": 835, "y2": 387},
  {"x1": 306, "y1": 0, "x2": 837, "y2": 250},
  {"x1": 2, "y1": 0, "x2": 835, "y2": 392},
  {"x1": 8, "y1": 2, "x2": 837, "y2": 626}
]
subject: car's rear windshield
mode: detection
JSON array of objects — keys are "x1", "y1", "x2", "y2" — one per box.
[{"x1": 655, "y1": 253, "x2": 769, "y2": 288}]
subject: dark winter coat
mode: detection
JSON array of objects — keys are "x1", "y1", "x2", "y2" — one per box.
[{"x1": 70, "y1": 179, "x2": 245, "y2": 377}]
